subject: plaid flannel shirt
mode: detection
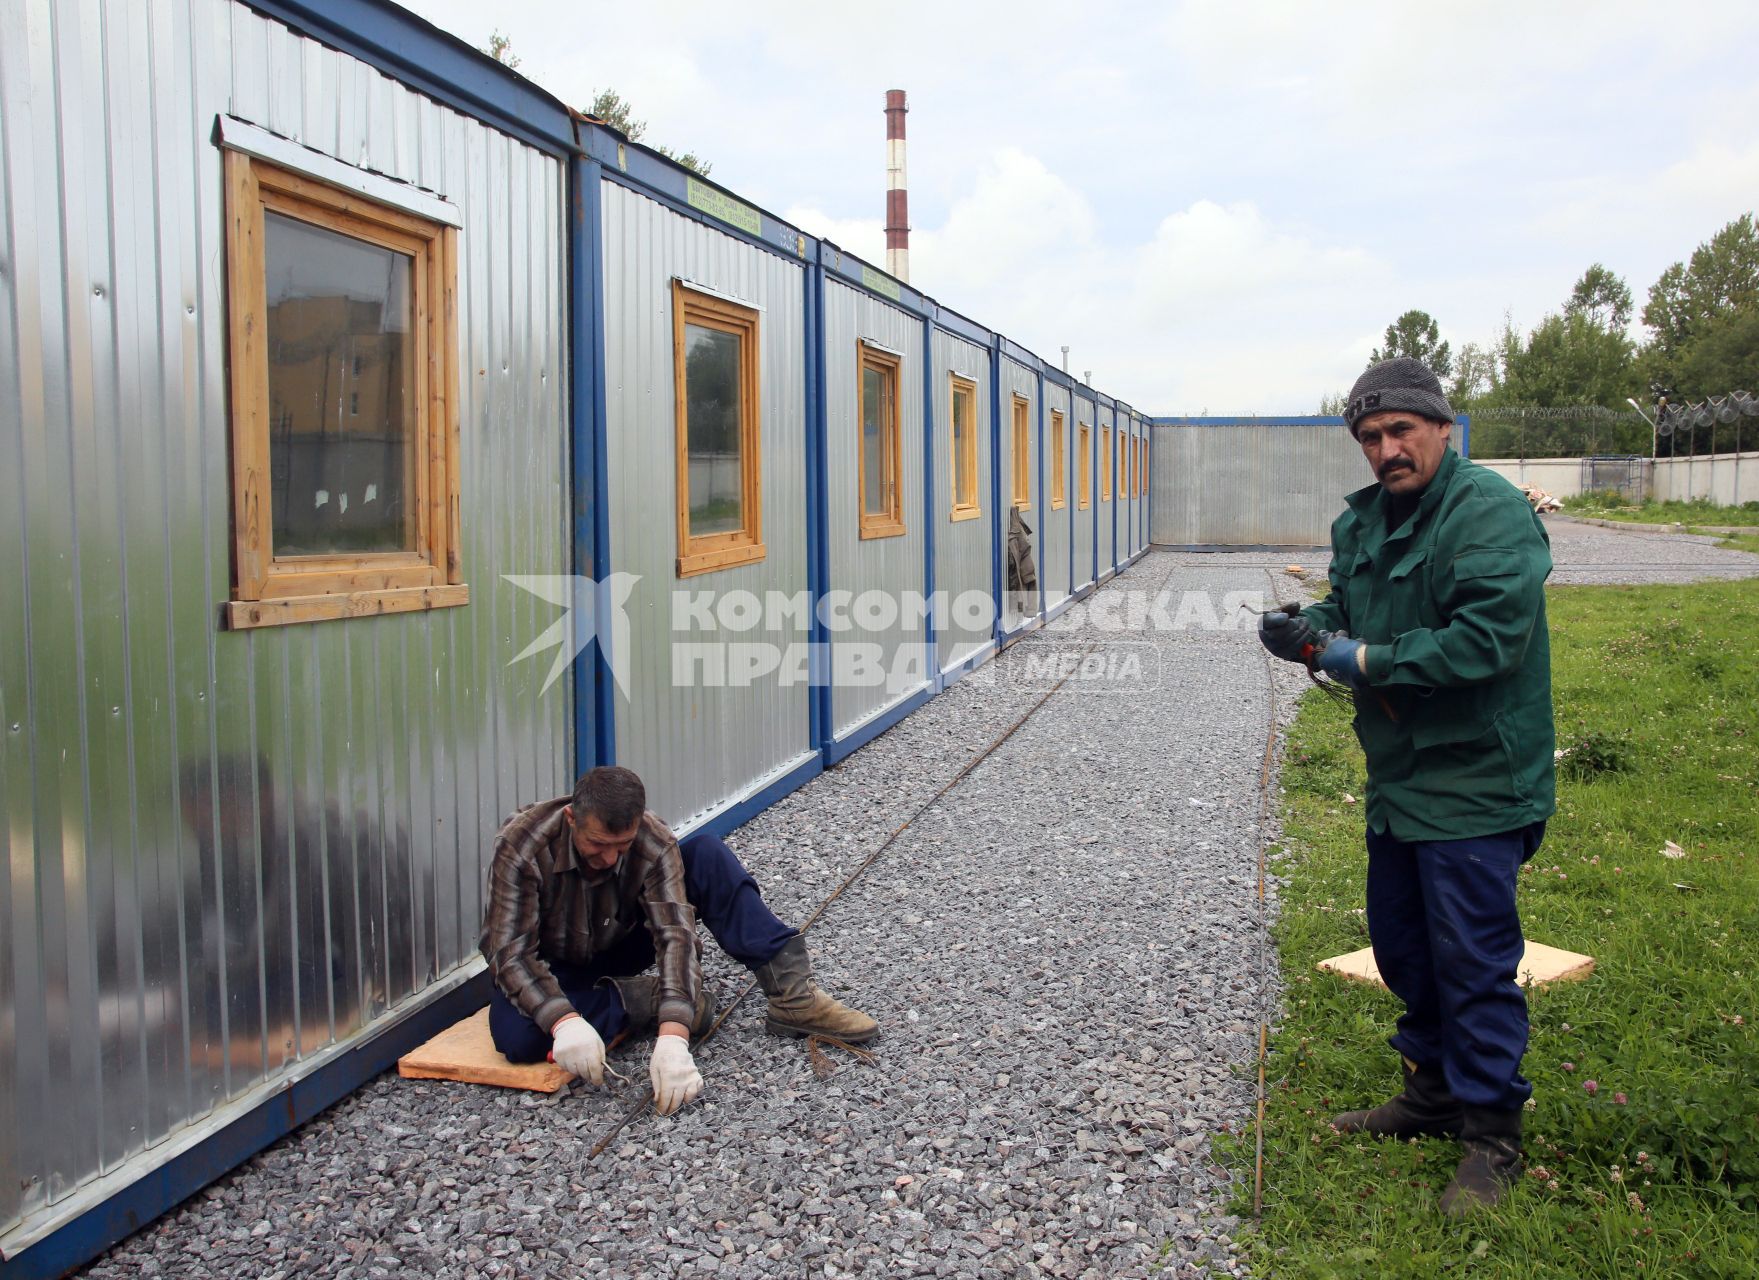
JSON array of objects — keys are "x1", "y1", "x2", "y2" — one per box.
[{"x1": 479, "y1": 797, "x2": 702, "y2": 1033}]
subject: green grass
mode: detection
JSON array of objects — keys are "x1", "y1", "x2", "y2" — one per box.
[
  {"x1": 1561, "y1": 493, "x2": 1759, "y2": 527},
  {"x1": 1228, "y1": 578, "x2": 1759, "y2": 1278},
  {"x1": 1712, "y1": 532, "x2": 1759, "y2": 555}
]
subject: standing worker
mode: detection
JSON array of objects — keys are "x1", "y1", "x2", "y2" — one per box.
[{"x1": 1260, "y1": 357, "x2": 1556, "y2": 1216}]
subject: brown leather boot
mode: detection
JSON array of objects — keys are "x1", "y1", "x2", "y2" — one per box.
[
  {"x1": 1330, "y1": 1057, "x2": 1464, "y2": 1139},
  {"x1": 601, "y1": 974, "x2": 718, "y2": 1037},
  {"x1": 1440, "y1": 1107, "x2": 1524, "y2": 1218},
  {"x1": 753, "y1": 937, "x2": 879, "y2": 1043}
]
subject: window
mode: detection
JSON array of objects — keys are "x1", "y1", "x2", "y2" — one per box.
[
  {"x1": 1050, "y1": 410, "x2": 1066, "y2": 510},
  {"x1": 1117, "y1": 430, "x2": 1127, "y2": 504},
  {"x1": 222, "y1": 151, "x2": 464, "y2": 629},
  {"x1": 859, "y1": 343, "x2": 906, "y2": 539},
  {"x1": 673, "y1": 281, "x2": 765, "y2": 577},
  {"x1": 1078, "y1": 424, "x2": 1091, "y2": 510},
  {"x1": 949, "y1": 374, "x2": 980, "y2": 522},
  {"x1": 1011, "y1": 396, "x2": 1031, "y2": 510},
  {"x1": 1102, "y1": 427, "x2": 1113, "y2": 501},
  {"x1": 1138, "y1": 438, "x2": 1147, "y2": 497}
]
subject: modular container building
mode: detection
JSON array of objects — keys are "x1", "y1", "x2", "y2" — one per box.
[
  {"x1": 0, "y1": 1, "x2": 1156, "y2": 1273},
  {"x1": 997, "y1": 347, "x2": 1043, "y2": 635}
]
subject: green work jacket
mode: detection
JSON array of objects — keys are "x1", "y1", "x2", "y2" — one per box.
[{"x1": 1301, "y1": 448, "x2": 1556, "y2": 842}]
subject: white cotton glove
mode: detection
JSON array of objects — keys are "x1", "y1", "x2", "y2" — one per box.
[
  {"x1": 549, "y1": 1014, "x2": 606, "y2": 1085},
  {"x1": 649, "y1": 1034, "x2": 703, "y2": 1116}
]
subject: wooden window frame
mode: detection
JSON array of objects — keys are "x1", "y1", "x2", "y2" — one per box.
[
  {"x1": 673, "y1": 281, "x2": 766, "y2": 578},
  {"x1": 1102, "y1": 426, "x2": 1113, "y2": 501},
  {"x1": 222, "y1": 152, "x2": 464, "y2": 630},
  {"x1": 949, "y1": 374, "x2": 981, "y2": 523},
  {"x1": 1078, "y1": 424, "x2": 1091, "y2": 510},
  {"x1": 1137, "y1": 437, "x2": 1146, "y2": 498},
  {"x1": 1117, "y1": 430, "x2": 1127, "y2": 505},
  {"x1": 1049, "y1": 410, "x2": 1067, "y2": 510},
  {"x1": 1010, "y1": 396, "x2": 1031, "y2": 511},
  {"x1": 858, "y1": 343, "x2": 906, "y2": 540}
]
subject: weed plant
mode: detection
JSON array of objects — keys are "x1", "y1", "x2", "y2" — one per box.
[{"x1": 1229, "y1": 579, "x2": 1759, "y2": 1278}]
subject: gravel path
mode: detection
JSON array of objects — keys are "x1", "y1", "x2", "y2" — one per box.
[
  {"x1": 78, "y1": 523, "x2": 1752, "y2": 1280},
  {"x1": 1540, "y1": 515, "x2": 1759, "y2": 585},
  {"x1": 82, "y1": 555, "x2": 1308, "y2": 1280}
]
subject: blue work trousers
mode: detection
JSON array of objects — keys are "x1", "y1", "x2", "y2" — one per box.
[
  {"x1": 488, "y1": 831, "x2": 797, "y2": 1063},
  {"x1": 1364, "y1": 820, "x2": 1546, "y2": 1112}
]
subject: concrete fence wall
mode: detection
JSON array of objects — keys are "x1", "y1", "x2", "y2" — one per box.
[{"x1": 1476, "y1": 452, "x2": 1759, "y2": 506}]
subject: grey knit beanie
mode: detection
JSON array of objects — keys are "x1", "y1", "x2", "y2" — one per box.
[{"x1": 1343, "y1": 357, "x2": 1454, "y2": 437}]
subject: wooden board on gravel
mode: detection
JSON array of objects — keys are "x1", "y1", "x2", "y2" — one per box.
[{"x1": 397, "y1": 1008, "x2": 570, "y2": 1092}]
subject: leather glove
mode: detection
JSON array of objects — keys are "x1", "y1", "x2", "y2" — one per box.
[
  {"x1": 1258, "y1": 608, "x2": 1316, "y2": 663},
  {"x1": 1316, "y1": 634, "x2": 1371, "y2": 689},
  {"x1": 550, "y1": 1014, "x2": 606, "y2": 1085},
  {"x1": 649, "y1": 1034, "x2": 703, "y2": 1116}
]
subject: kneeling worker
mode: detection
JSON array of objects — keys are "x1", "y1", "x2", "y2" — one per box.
[{"x1": 480, "y1": 766, "x2": 877, "y2": 1113}]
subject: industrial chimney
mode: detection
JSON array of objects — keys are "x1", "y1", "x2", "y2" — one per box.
[{"x1": 885, "y1": 89, "x2": 909, "y2": 282}]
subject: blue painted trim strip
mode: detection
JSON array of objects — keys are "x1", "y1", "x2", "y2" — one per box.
[
  {"x1": 805, "y1": 260, "x2": 832, "y2": 753},
  {"x1": 988, "y1": 336, "x2": 1005, "y2": 646},
  {"x1": 569, "y1": 157, "x2": 600, "y2": 776},
  {"x1": 690, "y1": 755, "x2": 826, "y2": 841},
  {"x1": 0, "y1": 972, "x2": 491, "y2": 1280},
  {"x1": 938, "y1": 641, "x2": 998, "y2": 691},
  {"x1": 580, "y1": 160, "x2": 617, "y2": 766},
  {"x1": 1151, "y1": 415, "x2": 1349, "y2": 426},
  {"x1": 243, "y1": 0, "x2": 575, "y2": 157},
  {"x1": 999, "y1": 336, "x2": 1044, "y2": 373},
  {"x1": 932, "y1": 308, "x2": 993, "y2": 348},
  {"x1": 921, "y1": 317, "x2": 938, "y2": 681},
  {"x1": 1457, "y1": 414, "x2": 1471, "y2": 457},
  {"x1": 818, "y1": 244, "x2": 931, "y2": 317},
  {"x1": 592, "y1": 148, "x2": 818, "y2": 268},
  {"x1": 825, "y1": 685, "x2": 935, "y2": 766}
]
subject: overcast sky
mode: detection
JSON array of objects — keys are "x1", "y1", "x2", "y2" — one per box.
[{"x1": 403, "y1": 0, "x2": 1758, "y2": 415}]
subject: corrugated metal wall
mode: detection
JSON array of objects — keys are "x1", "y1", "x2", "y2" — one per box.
[
  {"x1": 1150, "y1": 423, "x2": 1367, "y2": 545},
  {"x1": 1129, "y1": 415, "x2": 1144, "y2": 557},
  {"x1": 1097, "y1": 404, "x2": 1117, "y2": 571},
  {"x1": 1072, "y1": 396, "x2": 1095, "y2": 589},
  {"x1": 600, "y1": 182, "x2": 812, "y2": 830},
  {"x1": 931, "y1": 330, "x2": 994, "y2": 674},
  {"x1": 999, "y1": 359, "x2": 1039, "y2": 629},
  {"x1": 0, "y1": 0, "x2": 570, "y2": 1240},
  {"x1": 1042, "y1": 383, "x2": 1072, "y2": 607},
  {"x1": 824, "y1": 282, "x2": 929, "y2": 736}
]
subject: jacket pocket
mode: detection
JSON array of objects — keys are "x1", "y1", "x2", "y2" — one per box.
[{"x1": 1383, "y1": 546, "x2": 1431, "y2": 634}]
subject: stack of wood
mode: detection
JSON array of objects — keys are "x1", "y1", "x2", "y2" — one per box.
[{"x1": 1519, "y1": 483, "x2": 1563, "y2": 513}]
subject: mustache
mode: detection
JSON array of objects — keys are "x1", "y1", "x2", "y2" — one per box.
[{"x1": 1378, "y1": 460, "x2": 1415, "y2": 478}]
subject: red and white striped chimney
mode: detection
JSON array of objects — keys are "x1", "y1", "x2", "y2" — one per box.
[{"x1": 885, "y1": 89, "x2": 909, "y2": 282}]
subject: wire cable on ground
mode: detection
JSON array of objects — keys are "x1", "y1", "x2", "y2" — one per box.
[{"x1": 586, "y1": 558, "x2": 1183, "y2": 1160}]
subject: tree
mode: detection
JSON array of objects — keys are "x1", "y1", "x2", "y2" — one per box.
[
  {"x1": 1641, "y1": 214, "x2": 1759, "y2": 360},
  {"x1": 588, "y1": 89, "x2": 712, "y2": 177},
  {"x1": 1368, "y1": 309, "x2": 1453, "y2": 380},
  {"x1": 1448, "y1": 341, "x2": 1498, "y2": 407},
  {"x1": 1499, "y1": 312, "x2": 1637, "y2": 409},
  {"x1": 1317, "y1": 390, "x2": 1348, "y2": 415},
  {"x1": 1565, "y1": 264, "x2": 1632, "y2": 332}
]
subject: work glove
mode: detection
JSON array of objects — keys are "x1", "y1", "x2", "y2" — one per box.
[
  {"x1": 650, "y1": 1034, "x2": 703, "y2": 1115},
  {"x1": 550, "y1": 1014, "x2": 606, "y2": 1085},
  {"x1": 1258, "y1": 608, "x2": 1316, "y2": 664},
  {"x1": 1316, "y1": 634, "x2": 1371, "y2": 689}
]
